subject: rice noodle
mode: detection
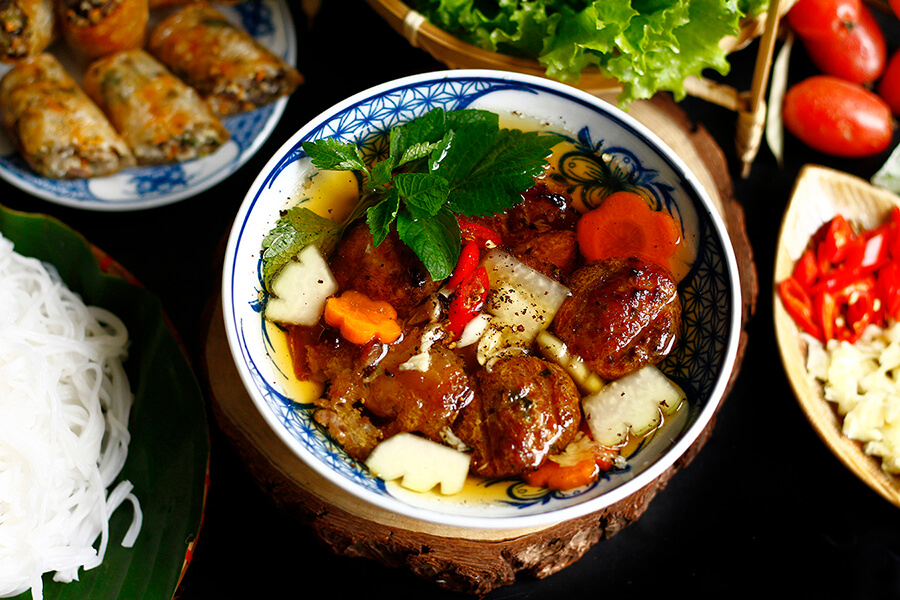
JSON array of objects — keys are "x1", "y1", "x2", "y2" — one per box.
[{"x1": 0, "y1": 233, "x2": 142, "y2": 599}]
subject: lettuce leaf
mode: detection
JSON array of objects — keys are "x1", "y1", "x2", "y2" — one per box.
[{"x1": 412, "y1": 0, "x2": 768, "y2": 105}]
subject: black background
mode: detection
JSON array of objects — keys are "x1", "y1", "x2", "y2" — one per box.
[{"x1": 5, "y1": 1, "x2": 900, "y2": 598}]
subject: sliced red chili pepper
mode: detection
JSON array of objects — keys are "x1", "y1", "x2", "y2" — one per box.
[
  {"x1": 447, "y1": 266, "x2": 489, "y2": 339},
  {"x1": 878, "y1": 261, "x2": 900, "y2": 320},
  {"x1": 792, "y1": 248, "x2": 819, "y2": 289},
  {"x1": 814, "y1": 290, "x2": 838, "y2": 342},
  {"x1": 842, "y1": 286, "x2": 881, "y2": 343},
  {"x1": 885, "y1": 206, "x2": 900, "y2": 261},
  {"x1": 778, "y1": 277, "x2": 824, "y2": 341},
  {"x1": 814, "y1": 274, "x2": 883, "y2": 344},
  {"x1": 817, "y1": 215, "x2": 855, "y2": 266},
  {"x1": 458, "y1": 216, "x2": 502, "y2": 248},
  {"x1": 859, "y1": 228, "x2": 890, "y2": 270},
  {"x1": 838, "y1": 235, "x2": 867, "y2": 273},
  {"x1": 809, "y1": 264, "x2": 866, "y2": 296},
  {"x1": 446, "y1": 239, "x2": 479, "y2": 291}
]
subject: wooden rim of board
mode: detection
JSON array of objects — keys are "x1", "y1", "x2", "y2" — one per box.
[{"x1": 200, "y1": 93, "x2": 758, "y2": 595}]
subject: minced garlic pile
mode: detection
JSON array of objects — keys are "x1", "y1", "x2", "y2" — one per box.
[{"x1": 805, "y1": 322, "x2": 900, "y2": 474}]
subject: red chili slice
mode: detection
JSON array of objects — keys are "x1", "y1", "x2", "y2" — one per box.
[
  {"x1": 446, "y1": 239, "x2": 479, "y2": 291},
  {"x1": 447, "y1": 266, "x2": 489, "y2": 339},
  {"x1": 458, "y1": 215, "x2": 502, "y2": 248},
  {"x1": 778, "y1": 276, "x2": 824, "y2": 341}
]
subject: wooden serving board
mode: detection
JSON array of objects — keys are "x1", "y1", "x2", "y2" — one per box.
[{"x1": 200, "y1": 93, "x2": 758, "y2": 595}]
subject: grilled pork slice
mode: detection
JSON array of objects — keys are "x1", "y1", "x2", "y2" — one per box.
[
  {"x1": 454, "y1": 355, "x2": 582, "y2": 479},
  {"x1": 0, "y1": 53, "x2": 135, "y2": 178},
  {"x1": 553, "y1": 256, "x2": 682, "y2": 380},
  {"x1": 83, "y1": 49, "x2": 230, "y2": 165}
]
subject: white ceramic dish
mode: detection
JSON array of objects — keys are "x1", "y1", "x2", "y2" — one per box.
[
  {"x1": 0, "y1": 0, "x2": 296, "y2": 212},
  {"x1": 222, "y1": 69, "x2": 743, "y2": 530}
]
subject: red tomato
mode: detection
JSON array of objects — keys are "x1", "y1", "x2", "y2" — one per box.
[
  {"x1": 891, "y1": 0, "x2": 900, "y2": 19},
  {"x1": 783, "y1": 75, "x2": 893, "y2": 158},
  {"x1": 786, "y1": 0, "x2": 861, "y2": 40},
  {"x1": 801, "y1": 4, "x2": 886, "y2": 84},
  {"x1": 879, "y1": 49, "x2": 900, "y2": 116}
]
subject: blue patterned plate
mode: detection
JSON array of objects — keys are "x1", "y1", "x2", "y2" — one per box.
[
  {"x1": 222, "y1": 70, "x2": 743, "y2": 530},
  {"x1": 0, "y1": 0, "x2": 296, "y2": 212}
]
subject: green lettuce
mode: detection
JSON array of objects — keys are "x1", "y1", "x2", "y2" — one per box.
[{"x1": 412, "y1": 0, "x2": 769, "y2": 105}]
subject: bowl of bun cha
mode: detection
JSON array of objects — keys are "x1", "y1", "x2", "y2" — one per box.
[{"x1": 222, "y1": 69, "x2": 743, "y2": 531}]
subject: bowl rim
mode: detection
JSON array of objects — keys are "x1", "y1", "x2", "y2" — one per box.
[{"x1": 222, "y1": 68, "x2": 744, "y2": 530}]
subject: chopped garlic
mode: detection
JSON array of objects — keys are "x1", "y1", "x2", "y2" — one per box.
[{"x1": 807, "y1": 321, "x2": 900, "y2": 474}]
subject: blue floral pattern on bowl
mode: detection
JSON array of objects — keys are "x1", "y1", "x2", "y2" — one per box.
[
  {"x1": 0, "y1": 0, "x2": 294, "y2": 212},
  {"x1": 223, "y1": 71, "x2": 742, "y2": 529}
]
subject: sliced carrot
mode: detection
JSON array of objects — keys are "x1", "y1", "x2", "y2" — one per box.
[
  {"x1": 576, "y1": 191, "x2": 681, "y2": 271},
  {"x1": 523, "y1": 458, "x2": 600, "y2": 491},
  {"x1": 324, "y1": 290, "x2": 401, "y2": 345}
]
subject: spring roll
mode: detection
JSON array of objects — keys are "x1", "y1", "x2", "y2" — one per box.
[
  {"x1": 149, "y1": 0, "x2": 244, "y2": 6},
  {"x1": 56, "y1": 0, "x2": 148, "y2": 59},
  {"x1": 0, "y1": 53, "x2": 135, "y2": 178},
  {"x1": 83, "y1": 48, "x2": 231, "y2": 165},
  {"x1": 0, "y1": 0, "x2": 54, "y2": 62},
  {"x1": 148, "y1": 2, "x2": 302, "y2": 117}
]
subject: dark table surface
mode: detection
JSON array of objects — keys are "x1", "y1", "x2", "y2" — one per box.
[{"x1": 4, "y1": 1, "x2": 900, "y2": 598}]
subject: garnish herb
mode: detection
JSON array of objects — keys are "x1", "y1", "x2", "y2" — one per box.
[{"x1": 261, "y1": 108, "x2": 562, "y2": 291}]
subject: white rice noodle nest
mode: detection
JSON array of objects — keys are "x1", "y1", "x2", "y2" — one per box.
[
  {"x1": 0, "y1": 233, "x2": 142, "y2": 600},
  {"x1": 805, "y1": 321, "x2": 900, "y2": 475}
]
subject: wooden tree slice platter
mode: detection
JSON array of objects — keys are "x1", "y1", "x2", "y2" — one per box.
[{"x1": 200, "y1": 93, "x2": 758, "y2": 595}]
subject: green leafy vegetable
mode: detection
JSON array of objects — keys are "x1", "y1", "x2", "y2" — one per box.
[
  {"x1": 411, "y1": 0, "x2": 769, "y2": 105},
  {"x1": 261, "y1": 107, "x2": 561, "y2": 291},
  {"x1": 261, "y1": 206, "x2": 342, "y2": 291}
]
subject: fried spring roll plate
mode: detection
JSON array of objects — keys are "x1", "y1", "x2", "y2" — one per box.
[
  {"x1": 0, "y1": 53, "x2": 135, "y2": 178},
  {"x1": 84, "y1": 49, "x2": 231, "y2": 165},
  {"x1": 57, "y1": 0, "x2": 148, "y2": 59},
  {"x1": 149, "y1": 0, "x2": 244, "y2": 6},
  {"x1": 148, "y1": 1, "x2": 302, "y2": 117},
  {"x1": 0, "y1": 0, "x2": 54, "y2": 62}
]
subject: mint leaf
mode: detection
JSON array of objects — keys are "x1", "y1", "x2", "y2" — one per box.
[
  {"x1": 261, "y1": 206, "x2": 342, "y2": 291},
  {"x1": 471, "y1": 129, "x2": 562, "y2": 182},
  {"x1": 445, "y1": 108, "x2": 499, "y2": 130},
  {"x1": 398, "y1": 140, "x2": 442, "y2": 168},
  {"x1": 368, "y1": 157, "x2": 394, "y2": 191},
  {"x1": 430, "y1": 122, "x2": 495, "y2": 182},
  {"x1": 302, "y1": 138, "x2": 367, "y2": 172},
  {"x1": 390, "y1": 108, "x2": 498, "y2": 166},
  {"x1": 389, "y1": 108, "x2": 448, "y2": 163},
  {"x1": 444, "y1": 129, "x2": 562, "y2": 215},
  {"x1": 394, "y1": 172, "x2": 449, "y2": 220},
  {"x1": 366, "y1": 189, "x2": 400, "y2": 247},
  {"x1": 396, "y1": 207, "x2": 460, "y2": 282},
  {"x1": 268, "y1": 108, "x2": 561, "y2": 283}
]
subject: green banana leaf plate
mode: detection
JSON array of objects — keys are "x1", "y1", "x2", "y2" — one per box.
[{"x1": 0, "y1": 204, "x2": 209, "y2": 600}]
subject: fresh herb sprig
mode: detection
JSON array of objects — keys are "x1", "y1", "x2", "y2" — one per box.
[{"x1": 261, "y1": 108, "x2": 561, "y2": 291}]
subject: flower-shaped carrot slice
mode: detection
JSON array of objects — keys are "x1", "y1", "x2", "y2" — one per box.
[
  {"x1": 324, "y1": 290, "x2": 402, "y2": 345},
  {"x1": 576, "y1": 191, "x2": 681, "y2": 271}
]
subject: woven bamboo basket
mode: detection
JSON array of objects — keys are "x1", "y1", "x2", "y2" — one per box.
[
  {"x1": 366, "y1": 0, "x2": 777, "y2": 96},
  {"x1": 363, "y1": 0, "x2": 794, "y2": 175}
]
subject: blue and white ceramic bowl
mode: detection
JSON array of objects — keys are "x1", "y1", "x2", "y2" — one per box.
[{"x1": 222, "y1": 70, "x2": 742, "y2": 530}]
